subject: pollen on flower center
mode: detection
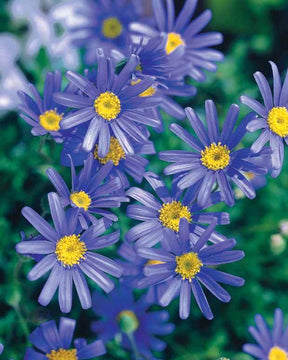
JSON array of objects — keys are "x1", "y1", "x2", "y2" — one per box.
[
  {"x1": 159, "y1": 201, "x2": 192, "y2": 232},
  {"x1": 39, "y1": 109, "x2": 63, "y2": 131},
  {"x1": 117, "y1": 310, "x2": 139, "y2": 333},
  {"x1": 55, "y1": 234, "x2": 87, "y2": 267},
  {"x1": 94, "y1": 91, "x2": 121, "y2": 121},
  {"x1": 131, "y1": 79, "x2": 156, "y2": 97},
  {"x1": 175, "y1": 252, "x2": 203, "y2": 282},
  {"x1": 267, "y1": 106, "x2": 288, "y2": 137},
  {"x1": 94, "y1": 136, "x2": 125, "y2": 166},
  {"x1": 70, "y1": 191, "x2": 91, "y2": 211},
  {"x1": 201, "y1": 142, "x2": 230, "y2": 171},
  {"x1": 102, "y1": 17, "x2": 123, "y2": 39},
  {"x1": 165, "y1": 32, "x2": 185, "y2": 54},
  {"x1": 268, "y1": 346, "x2": 288, "y2": 360},
  {"x1": 46, "y1": 348, "x2": 78, "y2": 360}
]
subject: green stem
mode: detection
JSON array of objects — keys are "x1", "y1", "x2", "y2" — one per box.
[
  {"x1": 13, "y1": 304, "x2": 30, "y2": 338},
  {"x1": 127, "y1": 332, "x2": 142, "y2": 360}
]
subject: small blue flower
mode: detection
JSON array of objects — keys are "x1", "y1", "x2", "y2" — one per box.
[
  {"x1": 130, "y1": 0, "x2": 224, "y2": 82},
  {"x1": 16, "y1": 192, "x2": 122, "y2": 313},
  {"x1": 117, "y1": 242, "x2": 164, "y2": 305},
  {"x1": 71, "y1": 0, "x2": 147, "y2": 64},
  {"x1": 0, "y1": 344, "x2": 3, "y2": 355},
  {"x1": 60, "y1": 123, "x2": 155, "y2": 188},
  {"x1": 243, "y1": 308, "x2": 288, "y2": 359},
  {"x1": 25, "y1": 317, "x2": 106, "y2": 359},
  {"x1": 137, "y1": 219, "x2": 245, "y2": 320},
  {"x1": 111, "y1": 35, "x2": 196, "y2": 131},
  {"x1": 47, "y1": 153, "x2": 129, "y2": 227},
  {"x1": 126, "y1": 171, "x2": 230, "y2": 248},
  {"x1": 159, "y1": 102, "x2": 271, "y2": 207},
  {"x1": 240, "y1": 61, "x2": 288, "y2": 177},
  {"x1": 92, "y1": 283, "x2": 174, "y2": 359},
  {"x1": 54, "y1": 50, "x2": 160, "y2": 155},
  {"x1": 18, "y1": 71, "x2": 74, "y2": 142}
]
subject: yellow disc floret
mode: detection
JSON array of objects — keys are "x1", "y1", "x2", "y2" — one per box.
[
  {"x1": 70, "y1": 191, "x2": 91, "y2": 211},
  {"x1": 94, "y1": 136, "x2": 125, "y2": 166},
  {"x1": 267, "y1": 106, "x2": 288, "y2": 137},
  {"x1": 165, "y1": 32, "x2": 185, "y2": 54},
  {"x1": 159, "y1": 201, "x2": 192, "y2": 232},
  {"x1": 201, "y1": 142, "x2": 230, "y2": 171},
  {"x1": 94, "y1": 92, "x2": 121, "y2": 120},
  {"x1": 102, "y1": 17, "x2": 123, "y2": 39},
  {"x1": 46, "y1": 348, "x2": 78, "y2": 360},
  {"x1": 131, "y1": 79, "x2": 156, "y2": 97},
  {"x1": 175, "y1": 252, "x2": 203, "y2": 282},
  {"x1": 55, "y1": 234, "x2": 87, "y2": 267},
  {"x1": 117, "y1": 310, "x2": 139, "y2": 333},
  {"x1": 268, "y1": 346, "x2": 288, "y2": 360},
  {"x1": 39, "y1": 109, "x2": 63, "y2": 131}
]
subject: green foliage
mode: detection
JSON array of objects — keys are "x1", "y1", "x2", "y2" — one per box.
[{"x1": 1, "y1": 0, "x2": 288, "y2": 359}]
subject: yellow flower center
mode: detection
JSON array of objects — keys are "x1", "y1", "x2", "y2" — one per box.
[
  {"x1": 201, "y1": 142, "x2": 230, "y2": 171},
  {"x1": 145, "y1": 260, "x2": 164, "y2": 265},
  {"x1": 175, "y1": 252, "x2": 203, "y2": 282},
  {"x1": 165, "y1": 32, "x2": 185, "y2": 54},
  {"x1": 55, "y1": 234, "x2": 87, "y2": 267},
  {"x1": 94, "y1": 91, "x2": 121, "y2": 121},
  {"x1": 102, "y1": 17, "x2": 123, "y2": 39},
  {"x1": 70, "y1": 191, "x2": 91, "y2": 211},
  {"x1": 46, "y1": 348, "x2": 78, "y2": 360},
  {"x1": 39, "y1": 110, "x2": 63, "y2": 131},
  {"x1": 269, "y1": 347, "x2": 288, "y2": 360},
  {"x1": 117, "y1": 310, "x2": 139, "y2": 333},
  {"x1": 94, "y1": 136, "x2": 125, "y2": 166},
  {"x1": 131, "y1": 79, "x2": 156, "y2": 97},
  {"x1": 267, "y1": 106, "x2": 288, "y2": 137},
  {"x1": 159, "y1": 201, "x2": 192, "y2": 232}
]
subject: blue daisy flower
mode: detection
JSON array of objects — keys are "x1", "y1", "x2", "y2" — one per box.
[
  {"x1": 18, "y1": 71, "x2": 74, "y2": 142},
  {"x1": 54, "y1": 50, "x2": 160, "y2": 155},
  {"x1": 137, "y1": 219, "x2": 245, "y2": 320},
  {"x1": 117, "y1": 242, "x2": 165, "y2": 305},
  {"x1": 130, "y1": 0, "x2": 224, "y2": 82},
  {"x1": 60, "y1": 123, "x2": 155, "y2": 188},
  {"x1": 16, "y1": 192, "x2": 122, "y2": 313},
  {"x1": 111, "y1": 35, "x2": 196, "y2": 131},
  {"x1": 240, "y1": 61, "x2": 288, "y2": 177},
  {"x1": 159, "y1": 102, "x2": 271, "y2": 207},
  {"x1": 71, "y1": 0, "x2": 147, "y2": 64},
  {"x1": 0, "y1": 344, "x2": 3, "y2": 355},
  {"x1": 243, "y1": 308, "x2": 288, "y2": 359},
  {"x1": 47, "y1": 153, "x2": 128, "y2": 227},
  {"x1": 91, "y1": 283, "x2": 174, "y2": 359},
  {"x1": 126, "y1": 171, "x2": 230, "y2": 248},
  {"x1": 25, "y1": 317, "x2": 106, "y2": 359}
]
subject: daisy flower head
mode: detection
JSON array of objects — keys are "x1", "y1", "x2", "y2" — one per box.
[
  {"x1": 130, "y1": 0, "x2": 224, "y2": 82},
  {"x1": 243, "y1": 308, "x2": 288, "y2": 360},
  {"x1": 240, "y1": 61, "x2": 288, "y2": 177},
  {"x1": 117, "y1": 242, "x2": 166, "y2": 305},
  {"x1": 25, "y1": 317, "x2": 106, "y2": 359},
  {"x1": 137, "y1": 219, "x2": 245, "y2": 320},
  {"x1": 18, "y1": 71, "x2": 75, "y2": 142},
  {"x1": 71, "y1": 0, "x2": 147, "y2": 64},
  {"x1": 126, "y1": 171, "x2": 230, "y2": 248},
  {"x1": 159, "y1": 101, "x2": 272, "y2": 207},
  {"x1": 92, "y1": 283, "x2": 174, "y2": 359},
  {"x1": 16, "y1": 192, "x2": 122, "y2": 313},
  {"x1": 47, "y1": 153, "x2": 129, "y2": 227},
  {"x1": 61, "y1": 124, "x2": 155, "y2": 189},
  {"x1": 112, "y1": 35, "x2": 196, "y2": 131},
  {"x1": 54, "y1": 49, "x2": 161, "y2": 155}
]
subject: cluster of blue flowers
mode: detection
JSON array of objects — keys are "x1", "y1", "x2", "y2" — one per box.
[{"x1": 8, "y1": 0, "x2": 288, "y2": 359}]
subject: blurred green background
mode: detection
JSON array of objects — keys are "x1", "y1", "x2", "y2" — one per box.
[{"x1": 1, "y1": 0, "x2": 288, "y2": 359}]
